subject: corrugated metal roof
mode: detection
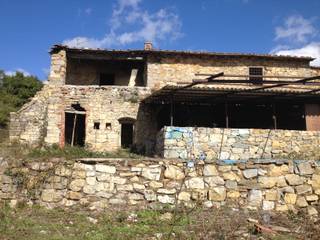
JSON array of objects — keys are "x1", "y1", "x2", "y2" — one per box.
[
  {"x1": 50, "y1": 44, "x2": 314, "y2": 62},
  {"x1": 144, "y1": 83, "x2": 320, "y2": 104},
  {"x1": 163, "y1": 83, "x2": 320, "y2": 94}
]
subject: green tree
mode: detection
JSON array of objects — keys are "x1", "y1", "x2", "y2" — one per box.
[{"x1": 0, "y1": 70, "x2": 43, "y2": 127}]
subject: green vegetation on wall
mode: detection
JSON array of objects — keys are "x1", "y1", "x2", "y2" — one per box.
[{"x1": 0, "y1": 70, "x2": 43, "y2": 128}]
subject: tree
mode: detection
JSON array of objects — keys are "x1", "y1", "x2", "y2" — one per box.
[{"x1": 0, "y1": 70, "x2": 43, "y2": 128}]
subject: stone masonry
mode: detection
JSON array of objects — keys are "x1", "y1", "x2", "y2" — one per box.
[
  {"x1": 9, "y1": 45, "x2": 320, "y2": 152},
  {"x1": 157, "y1": 126, "x2": 320, "y2": 160},
  {"x1": 0, "y1": 156, "x2": 319, "y2": 214}
]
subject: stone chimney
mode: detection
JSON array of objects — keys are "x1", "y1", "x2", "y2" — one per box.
[{"x1": 144, "y1": 42, "x2": 153, "y2": 50}]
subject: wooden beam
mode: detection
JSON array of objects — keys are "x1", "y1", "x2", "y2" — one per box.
[
  {"x1": 71, "y1": 114, "x2": 77, "y2": 147},
  {"x1": 195, "y1": 73, "x2": 310, "y2": 79},
  {"x1": 170, "y1": 95, "x2": 174, "y2": 126},
  {"x1": 65, "y1": 110, "x2": 86, "y2": 115},
  {"x1": 272, "y1": 102, "x2": 277, "y2": 130},
  {"x1": 225, "y1": 102, "x2": 229, "y2": 128},
  {"x1": 192, "y1": 79, "x2": 320, "y2": 86}
]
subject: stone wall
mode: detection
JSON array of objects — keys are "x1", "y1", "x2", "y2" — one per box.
[
  {"x1": 156, "y1": 127, "x2": 320, "y2": 160},
  {"x1": 44, "y1": 85, "x2": 152, "y2": 151},
  {"x1": 9, "y1": 84, "x2": 155, "y2": 152},
  {"x1": 9, "y1": 85, "x2": 50, "y2": 146},
  {"x1": 146, "y1": 56, "x2": 312, "y2": 89},
  {"x1": 0, "y1": 157, "x2": 319, "y2": 214},
  {"x1": 49, "y1": 50, "x2": 67, "y2": 85}
]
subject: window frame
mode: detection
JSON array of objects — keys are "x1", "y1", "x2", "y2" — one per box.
[{"x1": 248, "y1": 66, "x2": 264, "y2": 85}]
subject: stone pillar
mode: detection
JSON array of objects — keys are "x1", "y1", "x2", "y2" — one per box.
[
  {"x1": 128, "y1": 69, "x2": 138, "y2": 87},
  {"x1": 305, "y1": 104, "x2": 320, "y2": 131},
  {"x1": 48, "y1": 49, "x2": 67, "y2": 85}
]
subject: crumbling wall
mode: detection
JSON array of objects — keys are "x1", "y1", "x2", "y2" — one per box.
[
  {"x1": 9, "y1": 85, "x2": 50, "y2": 146},
  {"x1": 49, "y1": 50, "x2": 67, "y2": 85},
  {"x1": 157, "y1": 126, "x2": 320, "y2": 160},
  {"x1": 43, "y1": 85, "x2": 152, "y2": 151},
  {"x1": 146, "y1": 56, "x2": 312, "y2": 89},
  {"x1": 0, "y1": 157, "x2": 319, "y2": 214},
  {"x1": 9, "y1": 83, "x2": 155, "y2": 152}
]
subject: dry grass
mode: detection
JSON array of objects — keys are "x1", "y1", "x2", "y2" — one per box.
[{"x1": 0, "y1": 203, "x2": 319, "y2": 240}]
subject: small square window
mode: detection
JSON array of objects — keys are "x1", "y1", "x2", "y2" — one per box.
[
  {"x1": 94, "y1": 122, "x2": 100, "y2": 129},
  {"x1": 106, "y1": 123, "x2": 112, "y2": 130},
  {"x1": 249, "y1": 67, "x2": 263, "y2": 84}
]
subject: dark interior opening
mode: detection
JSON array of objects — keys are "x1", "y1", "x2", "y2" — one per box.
[
  {"x1": 66, "y1": 58, "x2": 146, "y2": 86},
  {"x1": 65, "y1": 112, "x2": 86, "y2": 147},
  {"x1": 94, "y1": 122, "x2": 100, "y2": 129},
  {"x1": 229, "y1": 103, "x2": 273, "y2": 129},
  {"x1": 99, "y1": 73, "x2": 115, "y2": 85},
  {"x1": 121, "y1": 123, "x2": 134, "y2": 148},
  {"x1": 276, "y1": 103, "x2": 306, "y2": 130},
  {"x1": 155, "y1": 102, "x2": 306, "y2": 131},
  {"x1": 156, "y1": 104, "x2": 226, "y2": 130}
]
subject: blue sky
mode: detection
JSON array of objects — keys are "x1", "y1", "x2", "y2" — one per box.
[{"x1": 1, "y1": 0, "x2": 320, "y2": 80}]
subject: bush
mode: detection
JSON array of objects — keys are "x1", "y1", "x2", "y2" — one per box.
[{"x1": 0, "y1": 70, "x2": 43, "y2": 127}]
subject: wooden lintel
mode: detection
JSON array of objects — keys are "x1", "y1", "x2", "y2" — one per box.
[{"x1": 65, "y1": 110, "x2": 86, "y2": 115}]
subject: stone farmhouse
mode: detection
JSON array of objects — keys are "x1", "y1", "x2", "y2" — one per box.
[{"x1": 9, "y1": 42, "x2": 320, "y2": 160}]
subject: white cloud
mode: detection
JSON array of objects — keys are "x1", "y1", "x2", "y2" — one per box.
[
  {"x1": 84, "y1": 8, "x2": 92, "y2": 15},
  {"x1": 5, "y1": 68, "x2": 31, "y2": 76},
  {"x1": 63, "y1": 0, "x2": 182, "y2": 49},
  {"x1": 272, "y1": 42, "x2": 320, "y2": 66},
  {"x1": 275, "y1": 15, "x2": 317, "y2": 43}
]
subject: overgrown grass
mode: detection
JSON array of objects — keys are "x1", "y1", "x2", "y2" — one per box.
[
  {"x1": 0, "y1": 132, "x2": 144, "y2": 161},
  {"x1": 0, "y1": 204, "x2": 190, "y2": 240},
  {"x1": 28, "y1": 144, "x2": 143, "y2": 160},
  {"x1": 1, "y1": 203, "x2": 319, "y2": 240}
]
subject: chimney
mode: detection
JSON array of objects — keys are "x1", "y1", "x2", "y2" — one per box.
[{"x1": 144, "y1": 41, "x2": 153, "y2": 51}]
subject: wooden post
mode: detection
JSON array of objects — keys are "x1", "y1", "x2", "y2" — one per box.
[
  {"x1": 170, "y1": 95, "x2": 174, "y2": 126},
  {"x1": 71, "y1": 114, "x2": 77, "y2": 146},
  {"x1": 225, "y1": 102, "x2": 229, "y2": 128},
  {"x1": 272, "y1": 102, "x2": 277, "y2": 129}
]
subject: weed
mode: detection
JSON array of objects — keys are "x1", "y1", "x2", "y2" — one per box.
[{"x1": 28, "y1": 145, "x2": 143, "y2": 160}]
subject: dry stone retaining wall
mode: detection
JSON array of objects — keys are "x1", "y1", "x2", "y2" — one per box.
[
  {"x1": 156, "y1": 126, "x2": 320, "y2": 160},
  {"x1": 0, "y1": 157, "x2": 319, "y2": 214}
]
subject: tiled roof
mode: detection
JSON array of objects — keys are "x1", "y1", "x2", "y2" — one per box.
[{"x1": 50, "y1": 44, "x2": 314, "y2": 62}]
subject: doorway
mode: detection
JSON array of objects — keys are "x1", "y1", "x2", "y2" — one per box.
[
  {"x1": 65, "y1": 111, "x2": 86, "y2": 147},
  {"x1": 121, "y1": 123, "x2": 133, "y2": 148},
  {"x1": 119, "y1": 117, "x2": 135, "y2": 148}
]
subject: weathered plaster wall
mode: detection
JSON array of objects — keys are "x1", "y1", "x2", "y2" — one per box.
[
  {"x1": 156, "y1": 127, "x2": 320, "y2": 160},
  {"x1": 146, "y1": 56, "x2": 312, "y2": 89},
  {"x1": 0, "y1": 157, "x2": 319, "y2": 214}
]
